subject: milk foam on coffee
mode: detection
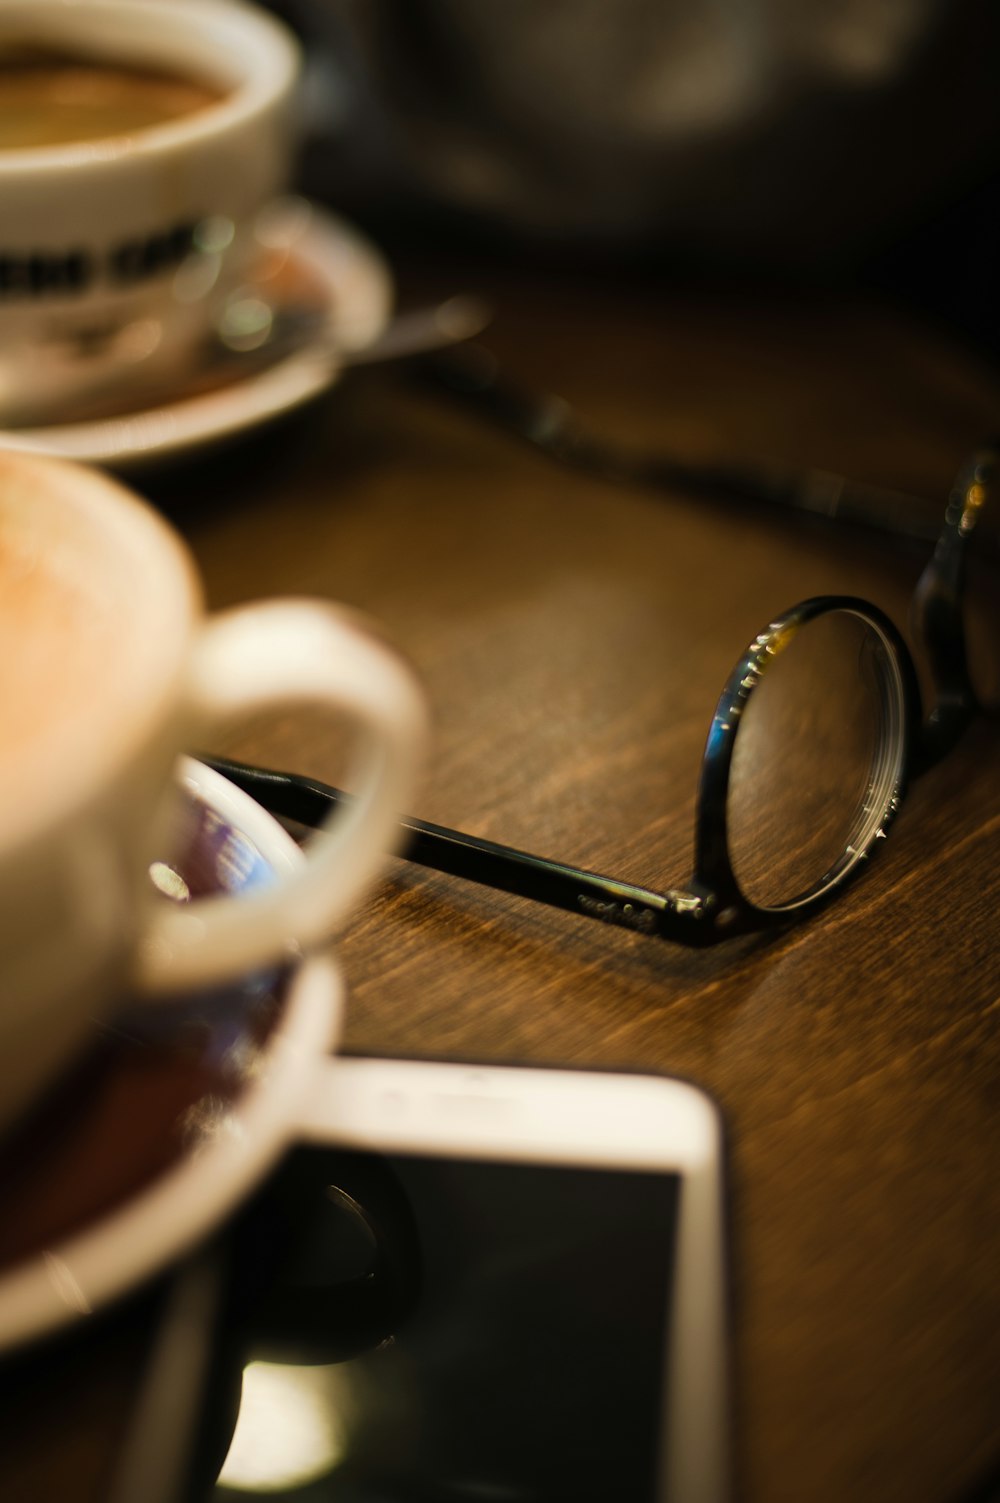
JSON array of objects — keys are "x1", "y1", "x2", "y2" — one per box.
[
  {"x1": 0, "y1": 527, "x2": 109, "y2": 769},
  {"x1": 0, "y1": 456, "x2": 194, "y2": 828},
  {"x1": 0, "y1": 56, "x2": 224, "y2": 150}
]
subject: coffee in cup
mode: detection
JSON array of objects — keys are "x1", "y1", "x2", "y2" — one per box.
[{"x1": 0, "y1": 51, "x2": 226, "y2": 150}]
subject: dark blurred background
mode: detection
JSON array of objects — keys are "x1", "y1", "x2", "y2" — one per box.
[{"x1": 263, "y1": 0, "x2": 1000, "y2": 366}]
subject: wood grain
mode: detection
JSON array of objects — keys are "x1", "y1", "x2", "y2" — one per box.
[
  {"x1": 4, "y1": 263, "x2": 998, "y2": 1501},
  {"x1": 174, "y1": 270, "x2": 1000, "y2": 1503}
]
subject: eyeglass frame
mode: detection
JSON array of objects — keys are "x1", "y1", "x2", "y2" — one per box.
[{"x1": 206, "y1": 443, "x2": 996, "y2": 950}]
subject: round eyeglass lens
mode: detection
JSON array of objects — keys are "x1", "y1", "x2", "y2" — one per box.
[{"x1": 725, "y1": 608, "x2": 905, "y2": 910}]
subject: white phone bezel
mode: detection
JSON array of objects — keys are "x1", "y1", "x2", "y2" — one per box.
[{"x1": 308, "y1": 1056, "x2": 730, "y2": 1503}]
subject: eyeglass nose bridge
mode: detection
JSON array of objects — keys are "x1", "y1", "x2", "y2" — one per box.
[
  {"x1": 686, "y1": 596, "x2": 919, "y2": 936},
  {"x1": 912, "y1": 443, "x2": 998, "y2": 765}
]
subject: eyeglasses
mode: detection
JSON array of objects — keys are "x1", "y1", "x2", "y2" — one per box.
[{"x1": 206, "y1": 444, "x2": 997, "y2": 948}]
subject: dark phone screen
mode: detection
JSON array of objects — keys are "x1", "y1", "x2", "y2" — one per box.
[{"x1": 214, "y1": 1153, "x2": 679, "y2": 1502}]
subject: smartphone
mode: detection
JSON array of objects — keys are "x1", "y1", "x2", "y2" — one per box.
[{"x1": 209, "y1": 1058, "x2": 730, "y2": 1503}]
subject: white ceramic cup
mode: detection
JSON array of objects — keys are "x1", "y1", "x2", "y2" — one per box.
[
  {"x1": 0, "y1": 448, "x2": 428, "y2": 1134},
  {"x1": 0, "y1": 0, "x2": 301, "y2": 423}
]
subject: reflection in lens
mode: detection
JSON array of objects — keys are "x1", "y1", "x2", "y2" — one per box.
[
  {"x1": 965, "y1": 546, "x2": 1000, "y2": 709},
  {"x1": 726, "y1": 610, "x2": 902, "y2": 910}
]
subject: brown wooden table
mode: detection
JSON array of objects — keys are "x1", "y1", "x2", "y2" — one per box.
[{"x1": 3, "y1": 258, "x2": 999, "y2": 1501}]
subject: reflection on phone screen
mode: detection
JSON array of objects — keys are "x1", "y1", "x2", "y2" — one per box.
[{"x1": 213, "y1": 1153, "x2": 679, "y2": 1502}]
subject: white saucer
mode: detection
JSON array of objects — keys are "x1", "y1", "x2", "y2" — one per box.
[
  {"x1": 0, "y1": 200, "x2": 392, "y2": 471},
  {"x1": 0, "y1": 759, "x2": 345, "y2": 1353}
]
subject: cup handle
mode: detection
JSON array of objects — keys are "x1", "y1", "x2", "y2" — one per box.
[{"x1": 133, "y1": 600, "x2": 427, "y2": 995}]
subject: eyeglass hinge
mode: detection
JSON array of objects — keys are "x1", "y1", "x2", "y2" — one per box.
[{"x1": 665, "y1": 888, "x2": 713, "y2": 919}]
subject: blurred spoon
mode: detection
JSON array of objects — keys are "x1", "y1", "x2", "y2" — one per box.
[
  {"x1": 217, "y1": 291, "x2": 492, "y2": 370},
  {"x1": 1, "y1": 292, "x2": 492, "y2": 429}
]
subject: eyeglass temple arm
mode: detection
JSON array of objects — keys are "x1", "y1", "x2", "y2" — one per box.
[
  {"x1": 202, "y1": 756, "x2": 698, "y2": 944},
  {"x1": 411, "y1": 344, "x2": 944, "y2": 548}
]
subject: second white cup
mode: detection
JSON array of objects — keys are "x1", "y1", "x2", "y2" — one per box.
[{"x1": 0, "y1": 0, "x2": 301, "y2": 423}]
